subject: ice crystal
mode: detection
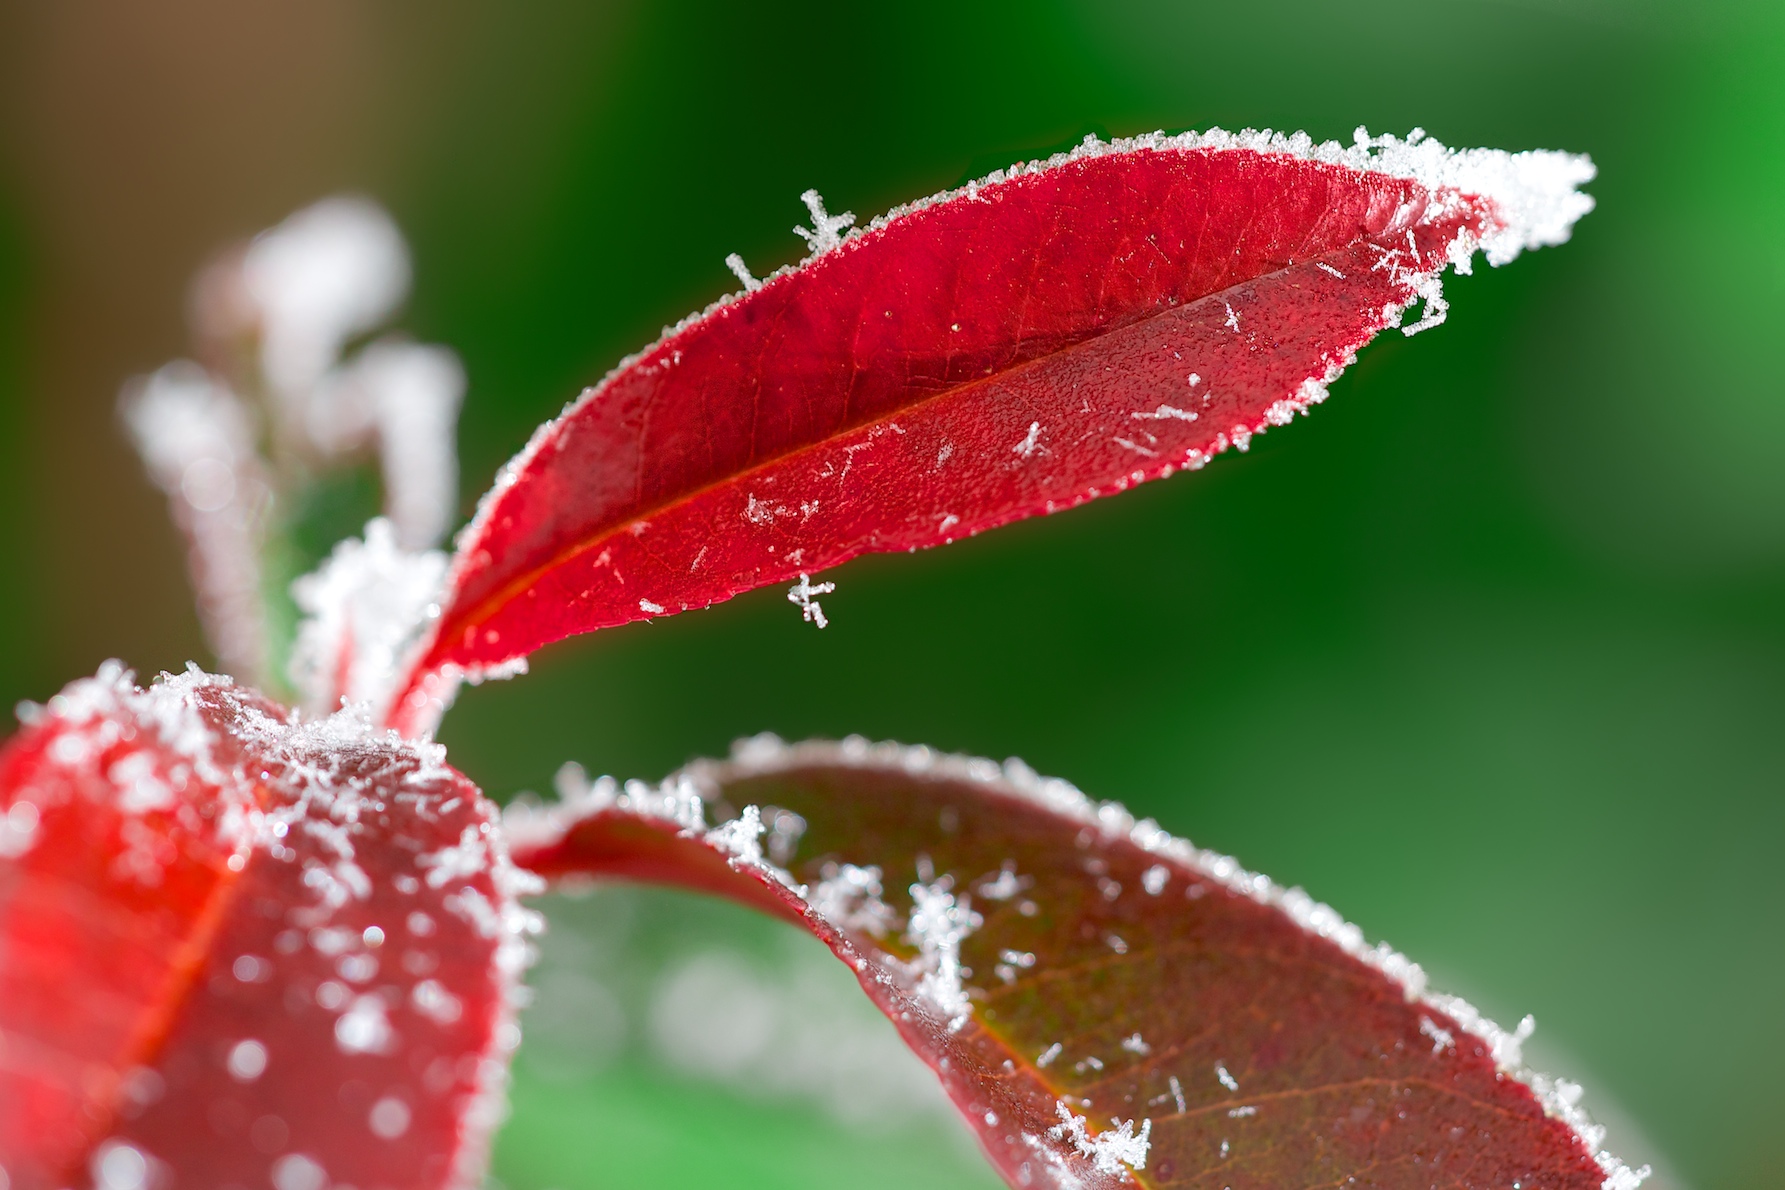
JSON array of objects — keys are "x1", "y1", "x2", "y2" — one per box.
[
  {"x1": 808, "y1": 862, "x2": 899, "y2": 938},
  {"x1": 706, "y1": 805, "x2": 767, "y2": 866},
  {"x1": 119, "y1": 363, "x2": 272, "y2": 684},
  {"x1": 244, "y1": 196, "x2": 410, "y2": 404},
  {"x1": 724, "y1": 252, "x2": 762, "y2": 292},
  {"x1": 288, "y1": 518, "x2": 448, "y2": 721},
  {"x1": 786, "y1": 573, "x2": 834, "y2": 629},
  {"x1": 1047, "y1": 1101, "x2": 1152, "y2": 1175},
  {"x1": 903, "y1": 879, "x2": 982, "y2": 1032},
  {"x1": 312, "y1": 340, "x2": 466, "y2": 549},
  {"x1": 792, "y1": 189, "x2": 855, "y2": 257}
]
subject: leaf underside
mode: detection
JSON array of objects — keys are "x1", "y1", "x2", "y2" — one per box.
[
  {"x1": 0, "y1": 668, "x2": 528, "y2": 1190},
  {"x1": 390, "y1": 140, "x2": 1496, "y2": 730},
  {"x1": 508, "y1": 741, "x2": 1610, "y2": 1190}
]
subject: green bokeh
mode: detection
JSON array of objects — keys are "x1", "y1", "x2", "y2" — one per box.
[{"x1": 4, "y1": 1, "x2": 1783, "y2": 1187}]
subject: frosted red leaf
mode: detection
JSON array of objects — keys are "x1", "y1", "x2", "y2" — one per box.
[
  {"x1": 388, "y1": 128, "x2": 1593, "y2": 734},
  {"x1": 0, "y1": 664, "x2": 539, "y2": 1190},
  {"x1": 506, "y1": 737, "x2": 1642, "y2": 1190}
]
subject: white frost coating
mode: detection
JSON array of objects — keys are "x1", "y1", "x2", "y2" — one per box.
[
  {"x1": 91, "y1": 1140, "x2": 154, "y2": 1190},
  {"x1": 519, "y1": 761, "x2": 710, "y2": 837},
  {"x1": 903, "y1": 879, "x2": 983, "y2": 1032},
  {"x1": 706, "y1": 804, "x2": 768, "y2": 865},
  {"x1": 120, "y1": 363, "x2": 273, "y2": 685},
  {"x1": 335, "y1": 994, "x2": 394, "y2": 1053},
  {"x1": 311, "y1": 340, "x2": 466, "y2": 549},
  {"x1": 226, "y1": 1038, "x2": 268, "y2": 1081},
  {"x1": 270, "y1": 1153, "x2": 328, "y2": 1190},
  {"x1": 1047, "y1": 1102, "x2": 1152, "y2": 1176},
  {"x1": 18, "y1": 663, "x2": 542, "y2": 1190},
  {"x1": 786, "y1": 573, "x2": 834, "y2": 629},
  {"x1": 245, "y1": 195, "x2": 410, "y2": 405},
  {"x1": 288, "y1": 518, "x2": 448, "y2": 721},
  {"x1": 6, "y1": 664, "x2": 251, "y2": 869},
  {"x1": 1141, "y1": 864, "x2": 1169, "y2": 895},
  {"x1": 0, "y1": 799, "x2": 41, "y2": 859},
  {"x1": 412, "y1": 978, "x2": 464, "y2": 1025},
  {"x1": 808, "y1": 863, "x2": 900, "y2": 938},
  {"x1": 370, "y1": 1095, "x2": 412, "y2": 1139},
  {"x1": 692, "y1": 733, "x2": 1646, "y2": 1190},
  {"x1": 995, "y1": 948, "x2": 1037, "y2": 984},
  {"x1": 1215, "y1": 1062, "x2": 1239, "y2": 1092}
]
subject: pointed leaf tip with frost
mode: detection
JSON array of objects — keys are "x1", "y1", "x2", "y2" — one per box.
[
  {"x1": 0, "y1": 664, "x2": 540, "y2": 1190},
  {"x1": 387, "y1": 127, "x2": 1593, "y2": 734},
  {"x1": 506, "y1": 737, "x2": 1645, "y2": 1190}
]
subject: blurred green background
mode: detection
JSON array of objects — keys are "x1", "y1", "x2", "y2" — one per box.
[{"x1": 2, "y1": 2, "x2": 1782, "y2": 1187}]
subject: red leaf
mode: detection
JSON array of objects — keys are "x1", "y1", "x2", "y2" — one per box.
[
  {"x1": 506, "y1": 738, "x2": 1642, "y2": 1190},
  {"x1": 388, "y1": 129, "x2": 1592, "y2": 733},
  {"x1": 0, "y1": 665, "x2": 540, "y2": 1190}
]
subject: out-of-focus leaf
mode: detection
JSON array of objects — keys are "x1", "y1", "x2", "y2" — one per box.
[
  {"x1": 389, "y1": 129, "x2": 1592, "y2": 734},
  {"x1": 0, "y1": 665, "x2": 539, "y2": 1190},
  {"x1": 507, "y1": 737, "x2": 1638, "y2": 1190}
]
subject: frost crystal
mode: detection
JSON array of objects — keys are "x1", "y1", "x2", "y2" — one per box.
[
  {"x1": 793, "y1": 189, "x2": 856, "y2": 257},
  {"x1": 903, "y1": 879, "x2": 983, "y2": 1032},
  {"x1": 724, "y1": 252, "x2": 762, "y2": 292},
  {"x1": 1047, "y1": 1101, "x2": 1152, "y2": 1175},
  {"x1": 119, "y1": 363, "x2": 272, "y2": 685},
  {"x1": 226, "y1": 1038, "x2": 268, "y2": 1081},
  {"x1": 312, "y1": 340, "x2": 466, "y2": 549},
  {"x1": 787, "y1": 573, "x2": 834, "y2": 629},
  {"x1": 288, "y1": 518, "x2": 448, "y2": 720},
  {"x1": 269, "y1": 1153, "x2": 329, "y2": 1190},
  {"x1": 245, "y1": 196, "x2": 411, "y2": 404},
  {"x1": 994, "y1": 948, "x2": 1037, "y2": 984},
  {"x1": 1131, "y1": 404, "x2": 1197, "y2": 423},
  {"x1": 808, "y1": 862, "x2": 899, "y2": 938},
  {"x1": 706, "y1": 805, "x2": 767, "y2": 866},
  {"x1": 92, "y1": 1141, "x2": 154, "y2": 1190},
  {"x1": 1012, "y1": 420, "x2": 1044, "y2": 459},
  {"x1": 0, "y1": 799, "x2": 41, "y2": 859}
]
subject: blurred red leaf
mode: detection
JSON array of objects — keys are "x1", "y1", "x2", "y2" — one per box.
[
  {"x1": 390, "y1": 130, "x2": 1592, "y2": 733},
  {"x1": 507, "y1": 737, "x2": 1632, "y2": 1190},
  {"x1": 0, "y1": 665, "x2": 538, "y2": 1190}
]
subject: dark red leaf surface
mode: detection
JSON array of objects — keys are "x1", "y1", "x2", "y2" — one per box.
[
  {"x1": 507, "y1": 737, "x2": 1635, "y2": 1190},
  {"x1": 0, "y1": 665, "x2": 538, "y2": 1190},
  {"x1": 389, "y1": 130, "x2": 1592, "y2": 733}
]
